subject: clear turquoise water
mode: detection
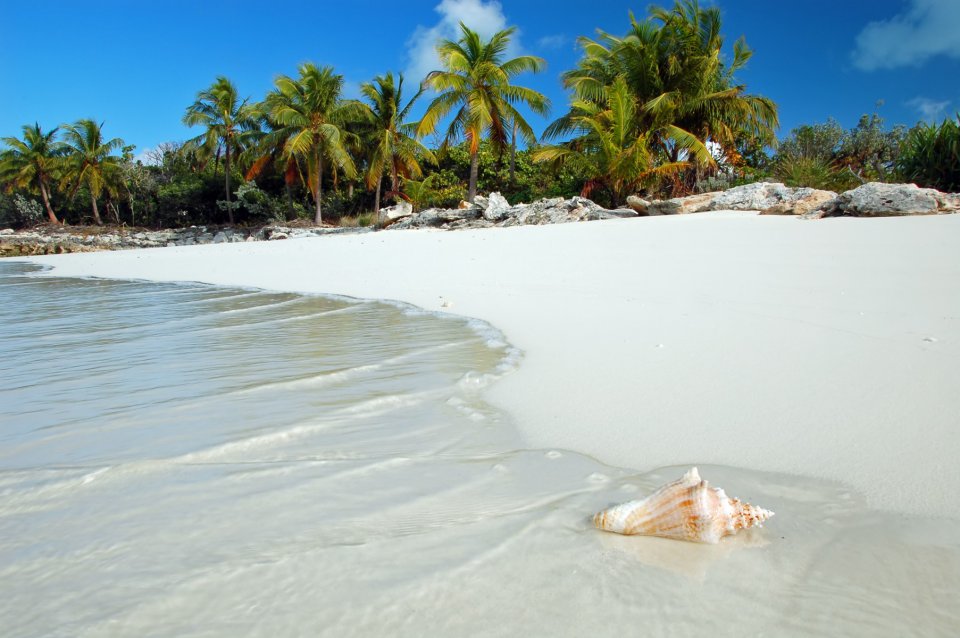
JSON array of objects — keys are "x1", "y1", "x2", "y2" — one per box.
[{"x1": 1, "y1": 261, "x2": 957, "y2": 637}]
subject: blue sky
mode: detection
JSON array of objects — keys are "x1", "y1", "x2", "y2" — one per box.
[{"x1": 2, "y1": 0, "x2": 958, "y2": 161}]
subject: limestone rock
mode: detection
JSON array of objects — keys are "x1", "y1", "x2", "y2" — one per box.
[
  {"x1": 483, "y1": 192, "x2": 511, "y2": 221},
  {"x1": 760, "y1": 189, "x2": 837, "y2": 215},
  {"x1": 584, "y1": 208, "x2": 638, "y2": 221},
  {"x1": 829, "y1": 182, "x2": 960, "y2": 217},
  {"x1": 626, "y1": 196, "x2": 650, "y2": 215},
  {"x1": 708, "y1": 182, "x2": 786, "y2": 211},
  {"x1": 647, "y1": 193, "x2": 715, "y2": 215},
  {"x1": 380, "y1": 200, "x2": 413, "y2": 222}
]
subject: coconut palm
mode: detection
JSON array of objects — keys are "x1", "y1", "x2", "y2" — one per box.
[
  {"x1": 547, "y1": 1, "x2": 778, "y2": 194},
  {"x1": 647, "y1": 1, "x2": 778, "y2": 155},
  {"x1": 60, "y1": 119, "x2": 125, "y2": 225},
  {"x1": 417, "y1": 24, "x2": 550, "y2": 202},
  {"x1": 534, "y1": 76, "x2": 710, "y2": 206},
  {"x1": 0, "y1": 123, "x2": 65, "y2": 223},
  {"x1": 183, "y1": 76, "x2": 261, "y2": 223},
  {"x1": 359, "y1": 72, "x2": 435, "y2": 219},
  {"x1": 244, "y1": 119, "x2": 304, "y2": 222},
  {"x1": 260, "y1": 63, "x2": 358, "y2": 224}
]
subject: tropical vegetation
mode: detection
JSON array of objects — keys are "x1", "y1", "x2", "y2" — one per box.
[
  {"x1": 539, "y1": 1, "x2": 778, "y2": 200},
  {"x1": 417, "y1": 23, "x2": 549, "y2": 202},
  {"x1": 256, "y1": 63, "x2": 360, "y2": 224},
  {"x1": 1, "y1": 3, "x2": 954, "y2": 231},
  {"x1": 896, "y1": 114, "x2": 960, "y2": 193},
  {"x1": 359, "y1": 72, "x2": 435, "y2": 218},
  {"x1": 60, "y1": 119, "x2": 129, "y2": 226},
  {"x1": 770, "y1": 113, "x2": 908, "y2": 192},
  {"x1": 182, "y1": 77, "x2": 261, "y2": 224},
  {"x1": 0, "y1": 123, "x2": 65, "y2": 224}
]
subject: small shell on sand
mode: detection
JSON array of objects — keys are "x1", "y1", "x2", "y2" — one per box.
[{"x1": 593, "y1": 468, "x2": 774, "y2": 544}]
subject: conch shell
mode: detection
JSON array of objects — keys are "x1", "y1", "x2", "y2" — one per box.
[{"x1": 593, "y1": 468, "x2": 774, "y2": 544}]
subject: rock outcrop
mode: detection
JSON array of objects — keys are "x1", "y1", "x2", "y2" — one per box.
[
  {"x1": 823, "y1": 182, "x2": 960, "y2": 217},
  {"x1": 0, "y1": 224, "x2": 371, "y2": 256},
  {"x1": 626, "y1": 195, "x2": 650, "y2": 215},
  {"x1": 643, "y1": 182, "x2": 839, "y2": 216},
  {"x1": 640, "y1": 182, "x2": 960, "y2": 218},
  {"x1": 483, "y1": 191, "x2": 512, "y2": 221},
  {"x1": 387, "y1": 193, "x2": 638, "y2": 230},
  {"x1": 646, "y1": 193, "x2": 715, "y2": 216},
  {"x1": 378, "y1": 200, "x2": 413, "y2": 222},
  {"x1": 4, "y1": 183, "x2": 957, "y2": 258},
  {"x1": 760, "y1": 189, "x2": 837, "y2": 215},
  {"x1": 710, "y1": 182, "x2": 838, "y2": 215}
]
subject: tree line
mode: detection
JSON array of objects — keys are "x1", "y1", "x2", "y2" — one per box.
[{"x1": 2, "y1": 1, "x2": 954, "y2": 229}]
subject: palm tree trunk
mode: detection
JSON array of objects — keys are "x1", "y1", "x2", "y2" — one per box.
[
  {"x1": 38, "y1": 178, "x2": 59, "y2": 224},
  {"x1": 390, "y1": 165, "x2": 399, "y2": 204},
  {"x1": 106, "y1": 194, "x2": 121, "y2": 224},
  {"x1": 285, "y1": 182, "x2": 294, "y2": 221},
  {"x1": 509, "y1": 121, "x2": 517, "y2": 184},
  {"x1": 90, "y1": 191, "x2": 103, "y2": 226},
  {"x1": 314, "y1": 153, "x2": 323, "y2": 225},
  {"x1": 373, "y1": 177, "x2": 382, "y2": 229},
  {"x1": 224, "y1": 145, "x2": 234, "y2": 224},
  {"x1": 468, "y1": 149, "x2": 479, "y2": 203}
]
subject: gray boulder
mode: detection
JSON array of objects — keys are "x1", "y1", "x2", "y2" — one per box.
[
  {"x1": 380, "y1": 200, "x2": 414, "y2": 222},
  {"x1": 645, "y1": 183, "x2": 839, "y2": 216},
  {"x1": 483, "y1": 191, "x2": 511, "y2": 221},
  {"x1": 828, "y1": 182, "x2": 960, "y2": 217},
  {"x1": 709, "y1": 182, "x2": 793, "y2": 211},
  {"x1": 626, "y1": 195, "x2": 650, "y2": 215},
  {"x1": 760, "y1": 188, "x2": 837, "y2": 215},
  {"x1": 647, "y1": 192, "x2": 715, "y2": 215},
  {"x1": 705, "y1": 182, "x2": 836, "y2": 214}
]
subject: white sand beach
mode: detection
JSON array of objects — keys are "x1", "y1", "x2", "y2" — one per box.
[
  {"x1": 30, "y1": 212, "x2": 960, "y2": 517},
  {"x1": 11, "y1": 211, "x2": 960, "y2": 636}
]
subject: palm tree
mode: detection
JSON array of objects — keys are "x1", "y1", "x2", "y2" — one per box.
[
  {"x1": 0, "y1": 123, "x2": 65, "y2": 223},
  {"x1": 534, "y1": 76, "x2": 710, "y2": 206},
  {"x1": 260, "y1": 63, "x2": 358, "y2": 225},
  {"x1": 183, "y1": 76, "x2": 261, "y2": 223},
  {"x1": 547, "y1": 1, "x2": 778, "y2": 195},
  {"x1": 417, "y1": 23, "x2": 550, "y2": 202},
  {"x1": 60, "y1": 119, "x2": 125, "y2": 226},
  {"x1": 359, "y1": 72, "x2": 435, "y2": 220}
]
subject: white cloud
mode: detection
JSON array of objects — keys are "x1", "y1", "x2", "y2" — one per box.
[
  {"x1": 537, "y1": 34, "x2": 568, "y2": 50},
  {"x1": 852, "y1": 0, "x2": 960, "y2": 71},
  {"x1": 404, "y1": 0, "x2": 519, "y2": 84},
  {"x1": 906, "y1": 96, "x2": 950, "y2": 121}
]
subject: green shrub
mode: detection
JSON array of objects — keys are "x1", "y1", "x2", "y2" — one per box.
[
  {"x1": 896, "y1": 115, "x2": 960, "y2": 193},
  {"x1": 0, "y1": 192, "x2": 44, "y2": 228},
  {"x1": 773, "y1": 155, "x2": 860, "y2": 192}
]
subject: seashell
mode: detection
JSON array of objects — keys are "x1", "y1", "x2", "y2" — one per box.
[{"x1": 593, "y1": 467, "x2": 774, "y2": 544}]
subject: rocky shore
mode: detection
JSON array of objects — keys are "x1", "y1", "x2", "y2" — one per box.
[
  {"x1": 3, "y1": 182, "x2": 958, "y2": 257},
  {"x1": 0, "y1": 224, "x2": 371, "y2": 257},
  {"x1": 381, "y1": 181, "x2": 960, "y2": 230}
]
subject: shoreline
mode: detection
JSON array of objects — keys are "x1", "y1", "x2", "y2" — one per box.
[{"x1": 23, "y1": 212, "x2": 960, "y2": 518}]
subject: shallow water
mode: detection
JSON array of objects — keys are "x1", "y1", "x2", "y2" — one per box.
[{"x1": 1, "y1": 261, "x2": 957, "y2": 637}]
